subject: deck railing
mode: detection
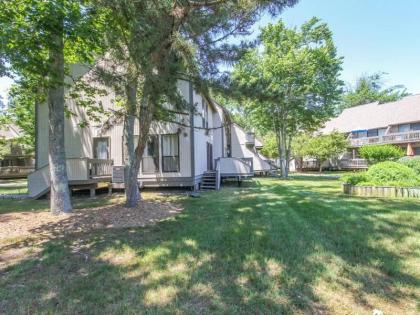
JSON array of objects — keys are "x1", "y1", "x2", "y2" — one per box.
[
  {"x1": 0, "y1": 166, "x2": 35, "y2": 178},
  {"x1": 28, "y1": 158, "x2": 113, "y2": 198},
  {"x1": 339, "y1": 158, "x2": 368, "y2": 169},
  {"x1": 245, "y1": 132, "x2": 255, "y2": 146},
  {"x1": 88, "y1": 159, "x2": 114, "y2": 177},
  {"x1": 215, "y1": 157, "x2": 254, "y2": 176},
  {"x1": 350, "y1": 130, "x2": 420, "y2": 147}
]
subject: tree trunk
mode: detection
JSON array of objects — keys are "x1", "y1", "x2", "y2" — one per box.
[
  {"x1": 319, "y1": 162, "x2": 323, "y2": 173},
  {"x1": 278, "y1": 126, "x2": 288, "y2": 179},
  {"x1": 124, "y1": 80, "x2": 155, "y2": 208},
  {"x1": 48, "y1": 23, "x2": 72, "y2": 214},
  {"x1": 124, "y1": 80, "x2": 140, "y2": 208}
]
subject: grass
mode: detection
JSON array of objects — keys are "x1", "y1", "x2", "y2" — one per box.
[
  {"x1": 0, "y1": 179, "x2": 28, "y2": 195},
  {"x1": 0, "y1": 176, "x2": 419, "y2": 314}
]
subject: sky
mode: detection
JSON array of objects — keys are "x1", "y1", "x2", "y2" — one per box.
[
  {"x1": 264, "y1": 0, "x2": 420, "y2": 93},
  {"x1": 1, "y1": 0, "x2": 420, "y2": 102}
]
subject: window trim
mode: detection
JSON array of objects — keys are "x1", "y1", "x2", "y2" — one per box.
[
  {"x1": 161, "y1": 133, "x2": 180, "y2": 173},
  {"x1": 142, "y1": 135, "x2": 160, "y2": 174}
]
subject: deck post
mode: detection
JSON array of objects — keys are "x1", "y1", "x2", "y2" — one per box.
[{"x1": 90, "y1": 187, "x2": 96, "y2": 198}]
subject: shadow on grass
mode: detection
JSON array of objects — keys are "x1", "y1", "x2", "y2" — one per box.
[{"x1": 0, "y1": 177, "x2": 419, "y2": 314}]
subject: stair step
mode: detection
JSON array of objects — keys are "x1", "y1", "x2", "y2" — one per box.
[{"x1": 201, "y1": 185, "x2": 216, "y2": 188}]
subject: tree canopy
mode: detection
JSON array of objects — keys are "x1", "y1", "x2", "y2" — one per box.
[
  {"x1": 339, "y1": 72, "x2": 409, "y2": 111},
  {"x1": 0, "y1": 0, "x2": 105, "y2": 214},
  {"x1": 232, "y1": 17, "x2": 343, "y2": 177},
  {"x1": 293, "y1": 131, "x2": 348, "y2": 172},
  {"x1": 93, "y1": 0, "x2": 298, "y2": 206}
]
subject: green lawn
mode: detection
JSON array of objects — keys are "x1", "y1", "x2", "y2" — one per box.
[
  {"x1": 0, "y1": 179, "x2": 28, "y2": 195},
  {"x1": 0, "y1": 177, "x2": 419, "y2": 314}
]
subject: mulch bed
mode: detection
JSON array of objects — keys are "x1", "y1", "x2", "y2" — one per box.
[{"x1": 0, "y1": 200, "x2": 183, "y2": 241}]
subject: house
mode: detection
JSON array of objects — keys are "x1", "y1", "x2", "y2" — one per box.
[
  {"x1": 28, "y1": 66, "x2": 272, "y2": 198},
  {"x1": 0, "y1": 124, "x2": 34, "y2": 179},
  {"x1": 319, "y1": 94, "x2": 420, "y2": 169}
]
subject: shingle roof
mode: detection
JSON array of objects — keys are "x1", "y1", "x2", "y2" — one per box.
[{"x1": 321, "y1": 94, "x2": 420, "y2": 133}]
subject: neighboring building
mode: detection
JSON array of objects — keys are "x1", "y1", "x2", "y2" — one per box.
[
  {"x1": 29, "y1": 65, "x2": 272, "y2": 198},
  {"x1": 0, "y1": 124, "x2": 34, "y2": 179},
  {"x1": 319, "y1": 94, "x2": 420, "y2": 169}
]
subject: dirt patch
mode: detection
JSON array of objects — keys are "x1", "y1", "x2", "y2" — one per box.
[
  {"x1": 0, "y1": 200, "x2": 183, "y2": 241},
  {"x1": 0, "y1": 200, "x2": 183, "y2": 269}
]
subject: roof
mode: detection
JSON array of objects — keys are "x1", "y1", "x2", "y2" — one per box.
[
  {"x1": 0, "y1": 124, "x2": 22, "y2": 140},
  {"x1": 321, "y1": 94, "x2": 420, "y2": 133}
]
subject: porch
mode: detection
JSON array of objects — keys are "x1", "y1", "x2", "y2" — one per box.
[
  {"x1": 28, "y1": 158, "x2": 113, "y2": 199},
  {"x1": 0, "y1": 166, "x2": 35, "y2": 179}
]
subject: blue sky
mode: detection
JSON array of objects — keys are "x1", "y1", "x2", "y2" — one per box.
[
  {"x1": 265, "y1": 0, "x2": 420, "y2": 93},
  {"x1": 1, "y1": 0, "x2": 419, "y2": 102}
]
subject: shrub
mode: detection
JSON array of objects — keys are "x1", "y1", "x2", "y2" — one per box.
[
  {"x1": 341, "y1": 172, "x2": 368, "y2": 185},
  {"x1": 365, "y1": 161, "x2": 420, "y2": 186},
  {"x1": 399, "y1": 157, "x2": 420, "y2": 175},
  {"x1": 342, "y1": 161, "x2": 420, "y2": 187},
  {"x1": 359, "y1": 144, "x2": 405, "y2": 164}
]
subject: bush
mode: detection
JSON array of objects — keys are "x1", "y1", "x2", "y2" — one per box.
[
  {"x1": 399, "y1": 157, "x2": 420, "y2": 175},
  {"x1": 359, "y1": 144, "x2": 405, "y2": 164},
  {"x1": 342, "y1": 161, "x2": 420, "y2": 187},
  {"x1": 341, "y1": 172, "x2": 368, "y2": 185}
]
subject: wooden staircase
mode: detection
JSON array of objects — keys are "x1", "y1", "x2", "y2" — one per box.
[{"x1": 200, "y1": 171, "x2": 217, "y2": 190}]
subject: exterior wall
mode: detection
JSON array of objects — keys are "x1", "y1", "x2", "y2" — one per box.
[
  {"x1": 193, "y1": 90, "x2": 210, "y2": 177},
  {"x1": 35, "y1": 75, "x2": 211, "y2": 187},
  {"x1": 34, "y1": 62, "x2": 270, "y2": 188},
  {"x1": 230, "y1": 124, "x2": 271, "y2": 172},
  {"x1": 212, "y1": 107, "x2": 224, "y2": 160}
]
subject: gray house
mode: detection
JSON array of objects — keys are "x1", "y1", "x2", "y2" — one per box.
[
  {"x1": 0, "y1": 124, "x2": 34, "y2": 178},
  {"x1": 28, "y1": 66, "x2": 272, "y2": 198},
  {"x1": 320, "y1": 94, "x2": 420, "y2": 169}
]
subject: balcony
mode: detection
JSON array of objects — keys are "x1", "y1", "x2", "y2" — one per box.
[
  {"x1": 349, "y1": 130, "x2": 420, "y2": 147},
  {"x1": 245, "y1": 132, "x2": 255, "y2": 146},
  {"x1": 339, "y1": 158, "x2": 368, "y2": 169}
]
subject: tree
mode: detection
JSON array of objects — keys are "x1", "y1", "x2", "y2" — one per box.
[
  {"x1": 0, "y1": 96, "x2": 5, "y2": 112},
  {"x1": 300, "y1": 131, "x2": 348, "y2": 172},
  {"x1": 232, "y1": 18, "x2": 343, "y2": 178},
  {"x1": 359, "y1": 144, "x2": 404, "y2": 165},
  {"x1": 0, "y1": 0, "x2": 103, "y2": 214},
  {"x1": 95, "y1": 0, "x2": 298, "y2": 207},
  {"x1": 260, "y1": 132, "x2": 279, "y2": 159},
  {"x1": 4, "y1": 78, "x2": 38, "y2": 151},
  {"x1": 0, "y1": 138, "x2": 9, "y2": 160},
  {"x1": 339, "y1": 72, "x2": 409, "y2": 111}
]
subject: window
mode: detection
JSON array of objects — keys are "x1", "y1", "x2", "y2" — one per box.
[
  {"x1": 142, "y1": 135, "x2": 159, "y2": 173},
  {"x1": 367, "y1": 129, "x2": 378, "y2": 137},
  {"x1": 93, "y1": 137, "x2": 110, "y2": 159},
  {"x1": 378, "y1": 128, "x2": 387, "y2": 136},
  {"x1": 162, "y1": 134, "x2": 179, "y2": 172},
  {"x1": 398, "y1": 124, "x2": 410, "y2": 133},
  {"x1": 411, "y1": 122, "x2": 420, "y2": 131},
  {"x1": 351, "y1": 130, "x2": 367, "y2": 138},
  {"x1": 202, "y1": 99, "x2": 209, "y2": 129}
]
